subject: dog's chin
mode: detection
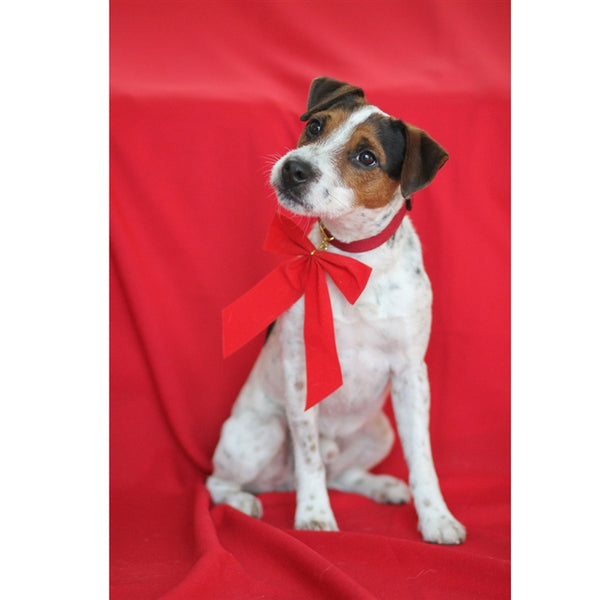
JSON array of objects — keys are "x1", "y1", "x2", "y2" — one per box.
[{"x1": 274, "y1": 189, "x2": 317, "y2": 217}]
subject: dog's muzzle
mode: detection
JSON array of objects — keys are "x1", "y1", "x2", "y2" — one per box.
[{"x1": 275, "y1": 158, "x2": 320, "y2": 207}]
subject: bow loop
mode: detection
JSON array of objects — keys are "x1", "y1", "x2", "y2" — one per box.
[{"x1": 264, "y1": 214, "x2": 315, "y2": 256}]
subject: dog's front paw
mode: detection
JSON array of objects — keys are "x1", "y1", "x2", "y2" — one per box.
[
  {"x1": 295, "y1": 505, "x2": 339, "y2": 531},
  {"x1": 419, "y1": 512, "x2": 466, "y2": 545},
  {"x1": 295, "y1": 517, "x2": 339, "y2": 531}
]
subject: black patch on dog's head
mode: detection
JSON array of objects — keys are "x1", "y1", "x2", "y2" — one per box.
[
  {"x1": 373, "y1": 117, "x2": 407, "y2": 181},
  {"x1": 300, "y1": 76, "x2": 365, "y2": 122}
]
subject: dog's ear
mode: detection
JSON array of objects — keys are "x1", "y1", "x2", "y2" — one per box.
[
  {"x1": 300, "y1": 77, "x2": 365, "y2": 121},
  {"x1": 399, "y1": 122, "x2": 449, "y2": 199}
]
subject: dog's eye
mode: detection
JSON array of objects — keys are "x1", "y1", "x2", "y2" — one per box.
[
  {"x1": 357, "y1": 150, "x2": 378, "y2": 167},
  {"x1": 306, "y1": 119, "x2": 322, "y2": 138}
]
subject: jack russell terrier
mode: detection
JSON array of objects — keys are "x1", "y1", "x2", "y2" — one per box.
[{"x1": 208, "y1": 77, "x2": 466, "y2": 544}]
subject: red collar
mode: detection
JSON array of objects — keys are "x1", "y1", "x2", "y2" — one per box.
[{"x1": 320, "y1": 204, "x2": 408, "y2": 253}]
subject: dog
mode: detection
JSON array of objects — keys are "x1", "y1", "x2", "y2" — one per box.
[{"x1": 207, "y1": 77, "x2": 466, "y2": 544}]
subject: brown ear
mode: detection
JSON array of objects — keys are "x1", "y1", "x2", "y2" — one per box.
[
  {"x1": 400, "y1": 122, "x2": 449, "y2": 199},
  {"x1": 300, "y1": 77, "x2": 365, "y2": 121}
]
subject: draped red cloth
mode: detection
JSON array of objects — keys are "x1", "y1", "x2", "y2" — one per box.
[
  {"x1": 111, "y1": 1, "x2": 510, "y2": 598},
  {"x1": 223, "y1": 214, "x2": 372, "y2": 410}
]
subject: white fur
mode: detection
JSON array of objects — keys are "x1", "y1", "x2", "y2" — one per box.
[{"x1": 207, "y1": 105, "x2": 466, "y2": 543}]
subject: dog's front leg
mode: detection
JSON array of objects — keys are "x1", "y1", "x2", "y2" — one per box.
[
  {"x1": 280, "y1": 311, "x2": 339, "y2": 532},
  {"x1": 391, "y1": 361, "x2": 466, "y2": 544},
  {"x1": 286, "y1": 400, "x2": 339, "y2": 531}
]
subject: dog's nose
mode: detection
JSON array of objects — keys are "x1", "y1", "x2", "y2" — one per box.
[{"x1": 281, "y1": 158, "x2": 315, "y2": 188}]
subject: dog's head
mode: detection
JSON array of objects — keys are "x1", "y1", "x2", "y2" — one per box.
[{"x1": 271, "y1": 77, "x2": 448, "y2": 219}]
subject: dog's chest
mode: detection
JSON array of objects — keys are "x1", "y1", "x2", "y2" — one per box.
[
  {"x1": 326, "y1": 223, "x2": 432, "y2": 338},
  {"x1": 329, "y1": 264, "x2": 422, "y2": 372},
  {"x1": 318, "y1": 235, "x2": 432, "y2": 407},
  {"x1": 264, "y1": 219, "x2": 432, "y2": 423}
]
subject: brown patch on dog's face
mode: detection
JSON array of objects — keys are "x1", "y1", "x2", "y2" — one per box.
[{"x1": 336, "y1": 116, "x2": 404, "y2": 209}]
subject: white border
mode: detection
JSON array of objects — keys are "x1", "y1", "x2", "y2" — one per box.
[
  {"x1": 0, "y1": 2, "x2": 108, "y2": 598},
  {"x1": 512, "y1": 2, "x2": 600, "y2": 598}
]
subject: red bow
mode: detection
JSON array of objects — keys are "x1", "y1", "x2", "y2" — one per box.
[{"x1": 222, "y1": 214, "x2": 372, "y2": 410}]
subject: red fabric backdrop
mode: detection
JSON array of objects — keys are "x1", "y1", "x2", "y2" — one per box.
[{"x1": 110, "y1": 1, "x2": 510, "y2": 598}]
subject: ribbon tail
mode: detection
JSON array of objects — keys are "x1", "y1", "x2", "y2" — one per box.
[
  {"x1": 303, "y1": 264, "x2": 343, "y2": 410},
  {"x1": 222, "y1": 266, "x2": 303, "y2": 357}
]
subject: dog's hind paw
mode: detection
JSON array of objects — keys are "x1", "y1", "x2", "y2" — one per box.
[
  {"x1": 368, "y1": 475, "x2": 411, "y2": 504},
  {"x1": 330, "y1": 469, "x2": 411, "y2": 505},
  {"x1": 224, "y1": 492, "x2": 263, "y2": 519},
  {"x1": 419, "y1": 512, "x2": 466, "y2": 545}
]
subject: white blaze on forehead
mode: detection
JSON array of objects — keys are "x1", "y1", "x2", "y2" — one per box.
[
  {"x1": 317, "y1": 104, "x2": 387, "y2": 153},
  {"x1": 289, "y1": 104, "x2": 387, "y2": 166}
]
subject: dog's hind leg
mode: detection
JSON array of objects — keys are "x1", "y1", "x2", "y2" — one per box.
[
  {"x1": 207, "y1": 408, "x2": 288, "y2": 519},
  {"x1": 327, "y1": 412, "x2": 411, "y2": 504}
]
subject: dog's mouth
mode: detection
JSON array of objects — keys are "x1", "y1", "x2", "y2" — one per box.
[{"x1": 273, "y1": 185, "x2": 314, "y2": 214}]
